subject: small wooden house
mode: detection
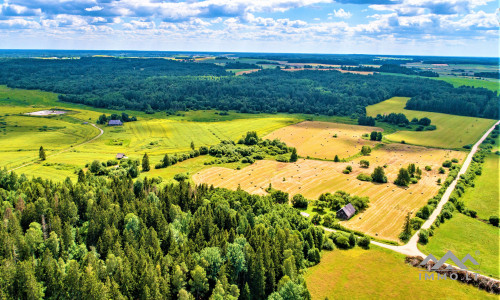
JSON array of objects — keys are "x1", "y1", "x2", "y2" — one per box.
[
  {"x1": 108, "y1": 119, "x2": 123, "y2": 126},
  {"x1": 336, "y1": 203, "x2": 356, "y2": 220},
  {"x1": 116, "y1": 153, "x2": 127, "y2": 160}
]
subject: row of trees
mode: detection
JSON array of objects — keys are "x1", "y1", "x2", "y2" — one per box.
[{"x1": 0, "y1": 58, "x2": 496, "y2": 118}]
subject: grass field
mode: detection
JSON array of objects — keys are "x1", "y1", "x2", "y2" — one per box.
[
  {"x1": 367, "y1": 97, "x2": 496, "y2": 148},
  {"x1": 461, "y1": 154, "x2": 499, "y2": 220},
  {"x1": 193, "y1": 143, "x2": 465, "y2": 241},
  {"x1": 304, "y1": 246, "x2": 496, "y2": 299},
  {"x1": 264, "y1": 121, "x2": 382, "y2": 160},
  {"x1": 420, "y1": 213, "x2": 500, "y2": 279},
  {"x1": 434, "y1": 76, "x2": 499, "y2": 92}
]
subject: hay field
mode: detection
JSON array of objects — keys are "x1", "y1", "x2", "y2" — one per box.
[
  {"x1": 264, "y1": 121, "x2": 382, "y2": 160},
  {"x1": 193, "y1": 144, "x2": 465, "y2": 241},
  {"x1": 304, "y1": 246, "x2": 497, "y2": 300},
  {"x1": 367, "y1": 97, "x2": 496, "y2": 148}
]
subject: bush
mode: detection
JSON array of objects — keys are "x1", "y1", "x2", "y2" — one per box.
[
  {"x1": 173, "y1": 173, "x2": 189, "y2": 182},
  {"x1": 410, "y1": 178, "x2": 418, "y2": 184},
  {"x1": 311, "y1": 214, "x2": 322, "y2": 225},
  {"x1": 271, "y1": 190, "x2": 289, "y2": 204},
  {"x1": 291, "y1": 194, "x2": 308, "y2": 209},
  {"x1": 322, "y1": 239, "x2": 335, "y2": 251},
  {"x1": 451, "y1": 158, "x2": 459, "y2": 163},
  {"x1": 307, "y1": 248, "x2": 321, "y2": 264},
  {"x1": 489, "y1": 216, "x2": 499, "y2": 227},
  {"x1": 418, "y1": 229, "x2": 429, "y2": 244},
  {"x1": 361, "y1": 146, "x2": 371, "y2": 156},
  {"x1": 334, "y1": 236, "x2": 350, "y2": 249},
  {"x1": 356, "y1": 174, "x2": 372, "y2": 182},
  {"x1": 359, "y1": 160, "x2": 370, "y2": 168},
  {"x1": 442, "y1": 160, "x2": 452, "y2": 168},
  {"x1": 342, "y1": 169, "x2": 350, "y2": 174},
  {"x1": 348, "y1": 233, "x2": 356, "y2": 248},
  {"x1": 346, "y1": 165, "x2": 352, "y2": 172},
  {"x1": 357, "y1": 237, "x2": 370, "y2": 249},
  {"x1": 276, "y1": 155, "x2": 289, "y2": 162},
  {"x1": 410, "y1": 217, "x2": 424, "y2": 230},
  {"x1": 425, "y1": 165, "x2": 431, "y2": 171},
  {"x1": 438, "y1": 167, "x2": 445, "y2": 174}
]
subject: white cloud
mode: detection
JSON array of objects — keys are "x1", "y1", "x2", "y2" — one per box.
[
  {"x1": 332, "y1": 8, "x2": 352, "y2": 18},
  {"x1": 85, "y1": 6, "x2": 103, "y2": 12}
]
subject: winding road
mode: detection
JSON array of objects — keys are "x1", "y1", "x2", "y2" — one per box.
[
  {"x1": 8, "y1": 123, "x2": 104, "y2": 172},
  {"x1": 372, "y1": 120, "x2": 500, "y2": 257}
]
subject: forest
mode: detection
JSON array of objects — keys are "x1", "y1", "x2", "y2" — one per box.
[
  {"x1": 0, "y1": 57, "x2": 497, "y2": 119},
  {"x1": 0, "y1": 167, "x2": 326, "y2": 299}
]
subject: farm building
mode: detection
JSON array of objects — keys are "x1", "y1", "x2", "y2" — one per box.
[
  {"x1": 108, "y1": 119, "x2": 123, "y2": 126},
  {"x1": 116, "y1": 153, "x2": 128, "y2": 160},
  {"x1": 336, "y1": 203, "x2": 356, "y2": 220}
]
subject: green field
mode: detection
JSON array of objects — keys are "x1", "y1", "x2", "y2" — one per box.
[
  {"x1": 434, "y1": 77, "x2": 499, "y2": 92},
  {"x1": 304, "y1": 246, "x2": 496, "y2": 299},
  {"x1": 461, "y1": 154, "x2": 499, "y2": 219},
  {"x1": 367, "y1": 97, "x2": 496, "y2": 148},
  {"x1": 420, "y1": 213, "x2": 500, "y2": 279}
]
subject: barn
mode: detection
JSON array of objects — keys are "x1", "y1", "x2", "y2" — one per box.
[
  {"x1": 108, "y1": 119, "x2": 123, "y2": 126},
  {"x1": 336, "y1": 203, "x2": 356, "y2": 220}
]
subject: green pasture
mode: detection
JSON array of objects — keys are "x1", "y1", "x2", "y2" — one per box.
[
  {"x1": 462, "y1": 154, "x2": 499, "y2": 219},
  {"x1": 434, "y1": 76, "x2": 499, "y2": 92},
  {"x1": 420, "y1": 213, "x2": 499, "y2": 279},
  {"x1": 367, "y1": 97, "x2": 496, "y2": 149},
  {"x1": 305, "y1": 245, "x2": 496, "y2": 299}
]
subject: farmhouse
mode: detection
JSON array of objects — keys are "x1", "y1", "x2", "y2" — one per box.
[
  {"x1": 116, "y1": 153, "x2": 127, "y2": 160},
  {"x1": 108, "y1": 119, "x2": 123, "y2": 126},
  {"x1": 336, "y1": 203, "x2": 356, "y2": 220}
]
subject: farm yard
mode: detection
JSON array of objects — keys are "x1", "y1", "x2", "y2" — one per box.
[
  {"x1": 367, "y1": 97, "x2": 496, "y2": 149},
  {"x1": 264, "y1": 121, "x2": 382, "y2": 160},
  {"x1": 193, "y1": 142, "x2": 465, "y2": 241},
  {"x1": 304, "y1": 246, "x2": 498, "y2": 300}
]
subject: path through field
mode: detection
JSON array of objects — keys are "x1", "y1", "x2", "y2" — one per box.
[
  {"x1": 8, "y1": 123, "x2": 104, "y2": 172},
  {"x1": 371, "y1": 120, "x2": 500, "y2": 265}
]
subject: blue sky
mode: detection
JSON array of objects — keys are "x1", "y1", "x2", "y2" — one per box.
[{"x1": 0, "y1": 0, "x2": 498, "y2": 56}]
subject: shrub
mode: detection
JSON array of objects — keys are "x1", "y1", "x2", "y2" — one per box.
[
  {"x1": 348, "y1": 233, "x2": 356, "y2": 248},
  {"x1": 356, "y1": 174, "x2": 372, "y2": 182},
  {"x1": 410, "y1": 217, "x2": 424, "y2": 230},
  {"x1": 334, "y1": 236, "x2": 350, "y2": 249},
  {"x1": 307, "y1": 248, "x2": 321, "y2": 264},
  {"x1": 291, "y1": 194, "x2": 308, "y2": 209},
  {"x1": 357, "y1": 237, "x2": 370, "y2": 249},
  {"x1": 311, "y1": 214, "x2": 322, "y2": 225},
  {"x1": 361, "y1": 146, "x2": 371, "y2": 156},
  {"x1": 410, "y1": 178, "x2": 418, "y2": 184},
  {"x1": 442, "y1": 160, "x2": 452, "y2": 168},
  {"x1": 173, "y1": 173, "x2": 189, "y2": 182},
  {"x1": 342, "y1": 169, "x2": 350, "y2": 174},
  {"x1": 438, "y1": 167, "x2": 445, "y2": 174},
  {"x1": 418, "y1": 229, "x2": 429, "y2": 245},
  {"x1": 424, "y1": 165, "x2": 431, "y2": 171},
  {"x1": 276, "y1": 155, "x2": 289, "y2": 162},
  {"x1": 346, "y1": 165, "x2": 352, "y2": 172},
  {"x1": 489, "y1": 216, "x2": 499, "y2": 227},
  {"x1": 322, "y1": 239, "x2": 335, "y2": 251},
  {"x1": 271, "y1": 190, "x2": 289, "y2": 204},
  {"x1": 359, "y1": 160, "x2": 370, "y2": 168},
  {"x1": 451, "y1": 158, "x2": 459, "y2": 163}
]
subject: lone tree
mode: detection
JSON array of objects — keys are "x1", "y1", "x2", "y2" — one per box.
[
  {"x1": 399, "y1": 212, "x2": 412, "y2": 241},
  {"x1": 359, "y1": 160, "x2": 370, "y2": 168},
  {"x1": 370, "y1": 131, "x2": 378, "y2": 141},
  {"x1": 371, "y1": 166, "x2": 387, "y2": 183},
  {"x1": 290, "y1": 148, "x2": 298, "y2": 162},
  {"x1": 394, "y1": 168, "x2": 411, "y2": 186},
  {"x1": 190, "y1": 141, "x2": 195, "y2": 150},
  {"x1": 142, "y1": 153, "x2": 150, "y2": 172},
  {"x1": 162, "y1": 154, "x2": 171, "y2": 167},
  {"x1": 361, "y1": 146, "x2": 372, "y2": 156},
  {"x1": 39, "y1": 146, "x2": 46, "y2": 161},
  {"x1": 334, "y1": 155, "x2": 340, "y2": 162}
]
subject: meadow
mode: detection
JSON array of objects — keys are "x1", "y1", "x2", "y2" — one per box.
[
  {"x1": 304, "y1": 246, "x2": 497, "y2": 299},
  {"x1": 434, "y1": 76, "x2": 499, "y2": 92},
  {"x1": 420, "y1": 213, "x2": 499, "y2": 279},
  {"x1": 367, "y1": 97, "x2": 496, "y2": 148},
  {"x1": 461, "y1": 154, "x2": 499, "y2": 220},
  {"x1": 264, "y1": 121, "x2": 382, "y2": 160},
  {"x1": 193, "y1": 143, "x2": 465, "y2": 241}
]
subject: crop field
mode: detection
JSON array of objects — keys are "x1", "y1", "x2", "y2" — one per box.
[
  {"x1": 264, "y1": 121, "x2": 382, "y2": 160},
  {"x1": 461, "y1": 154, "x2": 499, "y2": 220},
  {"x1": 304, "y1": 246, "x2": 497, "y2": 299},
  {"x1": 367, "y1": 97, "x2": 496, "y2": 148},
  {"x1": 193, "y1": 143, "x2": 465, "y2": 241},
  {"x1": 420, "y1": 213, "x2": 500, "y2": 279}
]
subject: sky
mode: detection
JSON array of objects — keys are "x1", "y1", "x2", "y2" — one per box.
[{"x1": 0, "y1": 0, "x2": 498, "y2": 56}]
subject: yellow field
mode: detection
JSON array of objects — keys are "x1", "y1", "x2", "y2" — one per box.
[
  {"x1": 193, "y1": 143, "x2": 465, "y2": 241},
  {"x1": 367, "y1": 97, "x2": 496, "y2": 148},
  {"x1": 264, "y1": 121, "x2": 382, "y2": 160}
]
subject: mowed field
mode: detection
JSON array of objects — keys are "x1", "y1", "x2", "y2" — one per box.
[
  {"x1": 0, "y1": 85, "x2": 301, "y2": 180},
  {"x1": 193, "y1": 143, "x2": 465, "y2": 241},
  {"x1": 367, "y1": 97, "x2": 496, "y2": 148},
  {"x1": 461, "y1": 154, "x2": 499, "y2": 220},
  {"x1": 304, "y1": 246, "x2": 497, "y2": 300},
  {"x1": 420, "y1": 213, "x2": 500, "y2": 279},
  {"x1": 264, "y1": 121, "x2": 382, "y2": 160}
]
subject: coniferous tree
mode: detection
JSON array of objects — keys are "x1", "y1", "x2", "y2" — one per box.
[
  {"x1": 39, "y1": 146, "x2": 46, "y2": 161},
  {"x1": 290, "y1": 148, "x2": 298, "y2": 162},
  {"x1": 142, "y1": 153, "x2": 150, "y2": 172}
]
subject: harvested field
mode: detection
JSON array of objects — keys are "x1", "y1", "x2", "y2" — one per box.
[
  {"x1": 193, "y1": 144, "x2": 465, "y2": 241},
  {"x1": 264, "y1": 121, "x2": 382, "y2": 160},
  {"x1": 234, "y1": 69, "x2": 260, "y2": 76}
]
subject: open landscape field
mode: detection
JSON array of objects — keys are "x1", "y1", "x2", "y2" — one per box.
[
  {"x1": 304, "y1": 246, "x2": 498, "y2": 299},
  {"x1": 420, "y1": 213, "x2": 500, "y2": 279},
  {"x1": 264, "y1": 121, "x2": 382, "y2": 160},
  {"x1": 193, "y1": 142, "x2": 465, "y2": 241},
  {"x1": 434, "y1": 76, "x2": 499, "y2": 92},
  {"x1": 461, "y1": 154, "x2": 499, "y2": 220},
  {"x1": 367, "y1": 97, "x2": 496, "y2": 148}
]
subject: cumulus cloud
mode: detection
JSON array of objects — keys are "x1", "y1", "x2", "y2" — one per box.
[{"x1": 332, "y1": 8, "x2": 352, "y2": 18}]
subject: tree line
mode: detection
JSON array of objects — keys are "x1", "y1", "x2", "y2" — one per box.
[{"x1": 0, "y1": 58, "x2": 497, "y2": 119}]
